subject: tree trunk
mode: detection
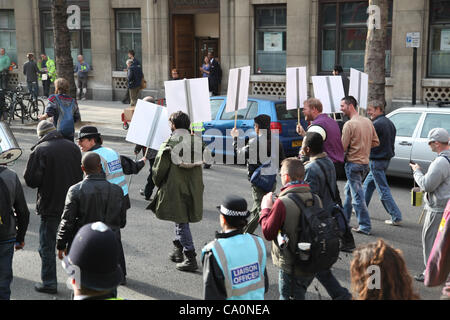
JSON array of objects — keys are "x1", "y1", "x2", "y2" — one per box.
[
  {"x1": 364, "y1": 0, "x2": 388, "y2": 109},
  {"x1": 52, "y1": 0, "x2": 76, "y2": 98}
]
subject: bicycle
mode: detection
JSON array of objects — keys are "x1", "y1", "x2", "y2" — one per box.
[{"x1": 23, "y1": 93, "x2": 45, "y2": 121}]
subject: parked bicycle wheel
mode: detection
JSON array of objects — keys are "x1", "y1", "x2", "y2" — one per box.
[
  {"x1": 28, "y1": 99, "x2": 45, "y2": 121},
  {"x1": 13, "y1": 102, "x2": 26, "y2": 124}
]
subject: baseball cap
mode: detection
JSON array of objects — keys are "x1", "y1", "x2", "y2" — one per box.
[{"x1": 428, "y1": 128, "x2": 449, "y2": 144}]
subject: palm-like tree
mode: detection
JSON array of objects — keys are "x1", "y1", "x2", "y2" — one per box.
[{"x1": 52, "y1": 0, "x2": 76, "y2": 98}]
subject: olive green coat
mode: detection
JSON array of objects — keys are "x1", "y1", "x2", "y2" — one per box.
[{"x1": 147, "y1": 129, "x2": 204, "y2": 224}]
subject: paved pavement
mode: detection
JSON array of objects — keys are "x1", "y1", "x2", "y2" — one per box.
[{"x1": 5, "y1": 99, "x2": 445, "y2": 300}]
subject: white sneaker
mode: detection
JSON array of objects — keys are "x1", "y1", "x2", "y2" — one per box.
[{"x1": 385, "y1": 219, "x2": 401, "y2": 226}]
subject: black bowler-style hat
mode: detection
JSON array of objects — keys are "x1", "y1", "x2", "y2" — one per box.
[
  {"x1": 217, "y1": 195, "x2": 250, "y2": 218},
  {"x1": 62, "y1": 222, "x2": 123, "y2": 291},
  {"x1": 78, "y1": 125, "x2": 101, "y2": 140}
]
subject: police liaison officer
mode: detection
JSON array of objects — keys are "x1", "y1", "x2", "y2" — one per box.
[
  {"x1": 201, "y1": 195, "x2": 268, "y2": 300},
  {"x1": 76, "y1": 125, "x2": 146, "y2": 283}
]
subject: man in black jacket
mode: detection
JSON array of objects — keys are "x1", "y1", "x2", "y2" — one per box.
[
  {"x1": 23, "y1": 120, "x2": 82, "y2": 294},
  {"x1": 207, "y1": 52, "x2": 222, "y2": 96},
  {"x1": 0, "y1": 163, "x2": 30, "y2": 300},
  {"x1": 56, "y1": 152, "x2": 127, "y2": 282},
  {"x1": 23, "y1": 53, "x2": 40, "y2": 99},
  {"x1": 363, "y1": 103, "x2": 402, "y2": 226}
]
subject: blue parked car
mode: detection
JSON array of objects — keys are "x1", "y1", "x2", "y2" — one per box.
[{"x1": 202, "y1": 95, "x2": 307, "y2": 159}]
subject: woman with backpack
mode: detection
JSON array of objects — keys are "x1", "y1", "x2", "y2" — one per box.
[{"x1": 39, "y1": 78, "x2": 81, "y2": 142}]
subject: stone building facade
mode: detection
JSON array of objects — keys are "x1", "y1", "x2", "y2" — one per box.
[{"x1": 1, "y1": 0, "x2": 449, "y2": 110}]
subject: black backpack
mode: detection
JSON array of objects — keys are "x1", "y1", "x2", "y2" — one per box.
[
  {"x1": 287, "y1": 192, "x2": 340, "y2": 274},
  {"x1": 0, "y1": 167, "x2": 13, "y2": 229}
]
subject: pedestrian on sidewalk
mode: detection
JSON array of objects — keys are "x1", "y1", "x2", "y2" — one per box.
[
  {"x1": 122, "y1": 50, "x2": 141, "y2": 104},
  {"x1": 39, "y1": 77, "x2": 81, "y2": 142},
  {"x1": 24, "y1": 120, "x2": 82, "y2": 295},
  {"x1": 38, "y1": 53, "x2": 56, "y2": 98},
  {"x1": 409, "y1": 128, "x2": 450, "y2": 282},
  {"x1": 0, "y1": 48, "x2": 11, "y2": 90},
  {"x1": 201, "y1": 195, "x2": 268, "y2": 300},
  {"x1": 62, "y1": 222, "x2": 124, "y2": 300},
  {"x1": 302, "y1": 132, "x2": 353, "y2": 300},
  {"x1": 127, "y1": 58, "x2": 143, "y2": 107},
  {"x1": 363, "y1": 102, "x2": 402, "y2": 226},
  {"x1": 295, "y1": 98, "x2": 345, "y2": 179},
  {"x1": 350, "y1": 239, "x2": 420, "y2": 300},
  {"x1": 56, "y1": 152, "x2": 127, "y2": 285},
  {"x1": 340, "y1": 96, "x2": 379, "y2": 236},
  {"x1": 147, "y1": 111, "x2": 204, "y2": 272},
  {"x1": 74, "y1": 55, "x2": 90, "y2": 100},
  {"x1": 23, "y1": 53, "x2": 40, "y2": 100},
  {"x1": 230, "y1": 114, "x2": 285, "y2": 234},
  {"x1": 0, "y1": 159, "x2": 30, "y2": 300}
]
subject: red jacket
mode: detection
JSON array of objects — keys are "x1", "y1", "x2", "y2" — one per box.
[{"x1": 425, "y1": 200, "x2": 450, "y2": 298}]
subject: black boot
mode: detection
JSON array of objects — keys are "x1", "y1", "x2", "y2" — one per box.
[
  {"x1": 169, "y1": 240, "x2": 184, "y2": 263},
  {"x1": 176, "y1": 250, "x2": 198, "y2": 272}
]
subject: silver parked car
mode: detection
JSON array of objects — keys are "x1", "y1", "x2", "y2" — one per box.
[{"x1": 385, "y1": 106, "x2": 450, "y2": 178}]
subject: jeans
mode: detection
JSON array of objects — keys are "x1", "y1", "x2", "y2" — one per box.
[
  {"x1": 27, "y1": 81, "x2": 38, "y2": 99},
  {"x1": 0, "y1": 241, "x2": 14, "y2": 300},
  {"x1": 144, "y1": 158, "x2": 155, "y2": 199},
  {"x1": 343, "y1": 162, "x2": 371, "y2": 233},
  {"x1": 278, "y1": 269, "x2": 315, "y2": 300},
  {"x1": 175, "y1": 223, "x2": 195, "y2": 252},
  {"x1": 363, "y1": 159, "x2": 402, "y2": 222},
  {"x1": 0, "y1": 72, "x2": 8, "y2": 90},
  {"x1": 316, "y1": 269, "x2": 351, "y2": 300},
  {"x1": 38, "y1": 216, "x2": 60, "y2": 288}
]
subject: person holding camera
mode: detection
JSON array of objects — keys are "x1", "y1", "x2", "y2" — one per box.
[
  {"x1": 201, "y1": 195, "x2": 268, "y2": 300},
  {"x1": 409, "y1": 128, "x2": 450, "y2": 282}
]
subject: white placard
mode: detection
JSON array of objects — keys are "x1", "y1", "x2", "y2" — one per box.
[
  {"x1": 312, "y1": 76, "x2": 345, "y2": 114},
  {"x1": 349, "y1": 68, "x2": 369, "y2": 110},
  {"x1": 164, "y1": 77, "x2": 212, "y2": 123},
  {"x1": 225, "y1": 66, "x2": 250, "y2": 113},
  {"x1": 286, "y1": 67, "x2": 308, "y2": 110},
  {"x1": 125, "y1": 99, "x2": 171, "y2": 150}
]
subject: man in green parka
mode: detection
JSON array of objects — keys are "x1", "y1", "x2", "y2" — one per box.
[{"x1": 147, "y1": 111, "x2": 205, "y2": 272}]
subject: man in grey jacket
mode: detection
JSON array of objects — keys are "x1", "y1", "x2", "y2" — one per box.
[
  {"x1": 23, "y1": 53, "x2": 40, "y2": 99},
  {"x1": 410, "y1": 128, "x2": 450, "y2": 282}
]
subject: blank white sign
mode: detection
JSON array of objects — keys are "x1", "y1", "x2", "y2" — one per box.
[
  {"x1": 312, "y1": 76, "x2": 345, "y2": 114},
  {"x1": 286, "y1": 67, "x2": 308, "y2": 110},
  {"x1": 164, "y1": 77, "x2": 212, "y2": 123},
  {"x1": 225, "y1": 66, "x2": 250, "y2": 113},
  {"x1": 125, "y1": 99, "x2": 171, "y2": 150},
  {"x1": 349, "y1": 68, "x2": 369, "y2": 110}
]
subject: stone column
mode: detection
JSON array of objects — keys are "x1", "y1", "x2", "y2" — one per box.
[
  {"x1": 14, "y1": 0, "x2": 36, "y2": 82},
  {"x1": 90, "y1": 0, "x2": 114, "y2": 100},
  {"x1": 390, "y1": 0, "x2": 426, "y2": 106}
]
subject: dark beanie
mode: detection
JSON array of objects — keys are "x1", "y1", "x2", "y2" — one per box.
[
  {"x1": 254, "y1": 114, "x2": 271, "y2": 130},
  {"x1": 37, "y1": 120, "x2": 56, "y2": 138}
]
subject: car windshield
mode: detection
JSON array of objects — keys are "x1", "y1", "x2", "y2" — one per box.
[{"x1": 275, "y1": 103, "x2": 297, "y2": 120}]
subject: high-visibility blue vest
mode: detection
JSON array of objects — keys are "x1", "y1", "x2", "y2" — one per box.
[
  {"x1": 93, "y1": 146, "x2": 128, "y2": 196},
  {"x1": 202, "y1": 233, "x2": 266, "y2": 300}
]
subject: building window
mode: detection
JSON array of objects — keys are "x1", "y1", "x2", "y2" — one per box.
[
  {"x1": 319, "y1": 1, "x2": 392, "y2": 74},
  {"x1": 115, "y1": 9, "x2": 141, "y2": 71},
  {"x1": 428, "y1": 0, "x2": 450, "y2": 77},
  {"x1": 0, "y1": 10, "x2": 16, "y2": 64},
  {"x1": 41, "y1": 11, "x2": 92, "y2": 66},
  {"x1": 254, "y1": 6, "x2": 286, "y2": 75}
]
